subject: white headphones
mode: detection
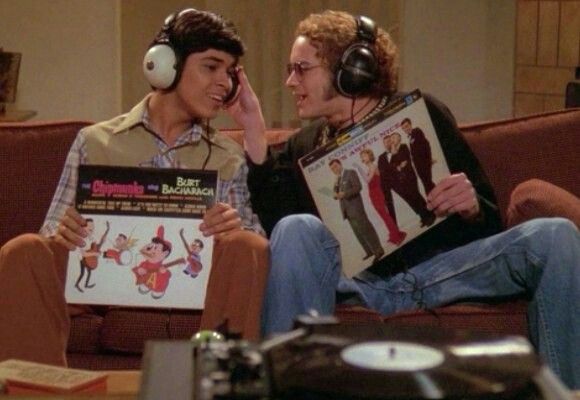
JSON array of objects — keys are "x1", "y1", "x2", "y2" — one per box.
[
  {"x1": 142, "y1": 8, "x2": 240, "y2": 103},
  {"x1": 142, "y1": 9, "x2": 196, "y2": 90}
]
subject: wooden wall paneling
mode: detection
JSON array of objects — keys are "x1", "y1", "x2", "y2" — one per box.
[
  {"x1": 516, "y1": 65, "x2": 574, "y2": 95},
  {"x1": 537, "y1": 1, "x2": 560, "y2": 66},
  {"x1": 558, "y1": 1, "x2": 580, "y2": 67},
  {"x1": 514, "y1": 93, "x2": 544, "y2": 115},
  {"x1": 514, "y1": 0, "x2": 579, "y2": 116},
  {"x1": 543, "y1": 94, "x2": 565, "y2": 111},
  {"x1": 516, "y1": 1, "x2": 538, "y2": 65}
]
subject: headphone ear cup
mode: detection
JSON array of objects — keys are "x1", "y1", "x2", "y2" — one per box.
[
  {"x1": 223, "y1": 71, "x2": 240, "y2": 105},
  {"x1": 335, "y1": 45, "x2": 377, "y2": 97},
  {"x1": 143, "y1": 44, "x2": 177, "y2": 89}
]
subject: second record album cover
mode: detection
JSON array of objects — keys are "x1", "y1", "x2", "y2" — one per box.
[{"x1": 299, "y1": 90, "x2": 450, "y2": 277}]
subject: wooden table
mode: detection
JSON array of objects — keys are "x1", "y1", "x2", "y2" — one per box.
[{"x1": 103, "y1": 370, "x2": 141, "y2": 397}]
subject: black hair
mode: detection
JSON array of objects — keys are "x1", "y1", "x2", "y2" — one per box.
[
  {"x1": 153, "y1": 9, "x2": 245, "y2": 61},
  {"x1": 152, "y1": 237, "x2": 172, "y2": 255}
]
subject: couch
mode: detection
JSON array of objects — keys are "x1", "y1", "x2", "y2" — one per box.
[{"x1": 1, "y1": 108, "x2": 578, "y2": 370}]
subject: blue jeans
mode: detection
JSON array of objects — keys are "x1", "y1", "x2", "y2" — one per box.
[{"x1": 261, "y1": 214, "x2": 580, "y2": 389}]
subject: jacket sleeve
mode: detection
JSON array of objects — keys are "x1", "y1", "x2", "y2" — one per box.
[
  {"x1": 246, "y1": 123, "x2": 323, "y2": 236},
  {"x1": 423, "y1": 93, "x2": 503, "y2": 233}
]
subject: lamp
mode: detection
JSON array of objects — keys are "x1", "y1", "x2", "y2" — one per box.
[{"x1": 0, "y1": 50, "x2": 22, "y2": 115}]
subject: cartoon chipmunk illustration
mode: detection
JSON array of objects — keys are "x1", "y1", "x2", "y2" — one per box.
[{"x1": 132, "y1": 226, "x2": 185, "y2": 299}]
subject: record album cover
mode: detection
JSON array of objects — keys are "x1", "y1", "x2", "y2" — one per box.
[
  {"x1": 299, "y1": 90, "x2": 450, "y2": 277},
  {"x1": 65, "y1": 165, "x2": 217, "y2": 309}
]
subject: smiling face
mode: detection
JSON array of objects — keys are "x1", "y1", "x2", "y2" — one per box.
[
  {"x1": 329, "y1": 160, "x2": 343, "y2": 176},
  {"x1": 140, "y1": 240, "x2": 169, "y2": 263},
  {"x1": 173, "y1": 49, "x2": 237, "y2": 120},
  {"x1": 286, "y1": 36, "x2": 347, "y2": 123}
]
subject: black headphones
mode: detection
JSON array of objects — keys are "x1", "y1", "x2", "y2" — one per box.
[
  {"x1": 334, "y1": 15, "x2": 379, "y2": 98},
  {"x1": 143, "y1": 8, "x2": 239, "y2": 103}
]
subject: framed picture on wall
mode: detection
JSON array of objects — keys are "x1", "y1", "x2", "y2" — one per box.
[{"x1": 0, "y1": 51, "x2": 22, "y2": 104}]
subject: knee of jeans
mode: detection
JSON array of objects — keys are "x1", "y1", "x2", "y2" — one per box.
[
  {"x1": 547, "y1": 217, "x2": 578, "y2": 243},
  {"x1": 523, "y1": 218, "x2": 579, "y2": 254},
  {"x1": 271, "y1": 214, "x2": 325, "y2": 241},
  {"x1": 532, "y1": 217, "x2": 577, "y2": 238}
]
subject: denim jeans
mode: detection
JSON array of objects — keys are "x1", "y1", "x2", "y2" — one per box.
[{"x1": 261, "y1": 214, "x2": 580, "y2": 389}]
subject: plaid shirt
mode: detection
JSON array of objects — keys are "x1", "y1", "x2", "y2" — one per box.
[{"x1": 40, "y1": 110, "x2": 264, "y2": 237}]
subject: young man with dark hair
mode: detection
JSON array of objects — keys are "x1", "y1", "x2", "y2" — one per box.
[
  {"x1": 248, "y1": 10, "x2": 580, "y2": 389},
  {"x1": 0, "y1": 8, "x2": 269, "y2": 366}
]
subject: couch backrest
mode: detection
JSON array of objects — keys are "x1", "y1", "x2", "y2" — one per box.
[
  {"x1": 0, "y1": 121, "x2": 92, "y2": 246},
  {"x1": 460, "y1": 108, "x2": 580, "y2": 223}
]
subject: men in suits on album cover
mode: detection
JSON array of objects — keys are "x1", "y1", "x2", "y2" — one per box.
[
  {"x1": 378, "y1": 133, "x2": 435, "y2": 228},
  {"x1": 330, "y1": 159, "x2": 384, "y2": 263},
  {"x1": 401, "y1": 118, "x2": 435, "y2": 195}
]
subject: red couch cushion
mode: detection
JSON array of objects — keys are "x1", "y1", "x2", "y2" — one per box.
[
  {"x1": 67, "y1": 314, "x2": 103, "y2": 354},
  {"x1": 100, "y1": 308, "x2": 202, "y2": 354},
  {"x1": 381, "y1": 302, "x2": 528, "y2": 337},
  {"x1": 0, "y1": 121, "x2": 91, "y2": 246}
]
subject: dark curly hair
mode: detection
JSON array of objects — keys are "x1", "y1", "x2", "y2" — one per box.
[
  {"x1": 151, "y1": 9, "x2": 245, "y2": 61},
  {"x1": 295, "y1": 10, "x2": 398, "y2": 98}
]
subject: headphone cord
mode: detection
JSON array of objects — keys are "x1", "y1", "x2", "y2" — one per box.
[
  {"x1": 151, "y1": 119, "x2": 217, "y2": 169},
  {"x1": 201, "y1": 119, "x2": 213, "y2": 170},
  {"x1": 337, "y1": 97, "x2": 374, "y2": 133}
]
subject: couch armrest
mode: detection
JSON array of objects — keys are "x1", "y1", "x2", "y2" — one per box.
[
  {"x1": 507, "y1": 179, "x2": 580, "y2": 228},
  {"x1": 460, "y1": 108, "x2": 580, "y2": 223}
]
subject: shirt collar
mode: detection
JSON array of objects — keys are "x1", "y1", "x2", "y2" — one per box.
[
  {"x1": 112, "y1": 94, "x2": 205, "y2": 143},
  {"x1": 112, "y1": 95, "x2": 149, "y2": 134}
]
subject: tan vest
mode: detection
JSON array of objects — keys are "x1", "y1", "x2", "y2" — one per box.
[{"x1": 82, "y1": 97, "x2": 244, "y2": 181}]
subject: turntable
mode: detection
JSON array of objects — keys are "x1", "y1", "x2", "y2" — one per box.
[{"x1": 139, "y1": 316, "x2": 573, "y2": 400}]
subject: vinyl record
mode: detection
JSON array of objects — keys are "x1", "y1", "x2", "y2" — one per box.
[{"x1": 266, "y1": 324, "x2": 542, "y2": 399}]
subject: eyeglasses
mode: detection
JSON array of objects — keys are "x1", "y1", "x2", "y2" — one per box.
[{"x1": 286, "y1": 61, "x2": 323, "y2": 79}]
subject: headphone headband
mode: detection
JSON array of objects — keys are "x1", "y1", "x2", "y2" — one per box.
[{"x1": 356, "y1": 15, "x2": 377, "y2": 44}]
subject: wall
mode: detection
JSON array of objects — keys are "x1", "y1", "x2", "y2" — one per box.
[
  {"x1": 514, "y1": 0, "x2": 579, "y2": 116},
  {"x1": 0, "y1": 0, "x2": 121, "y2": 121},
  {"x1": 0, "y1": 1, "x2": 524, "y2": 125},
  {"x1": 399, "y1": 0, "x2": 516, "y2": 124}
]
